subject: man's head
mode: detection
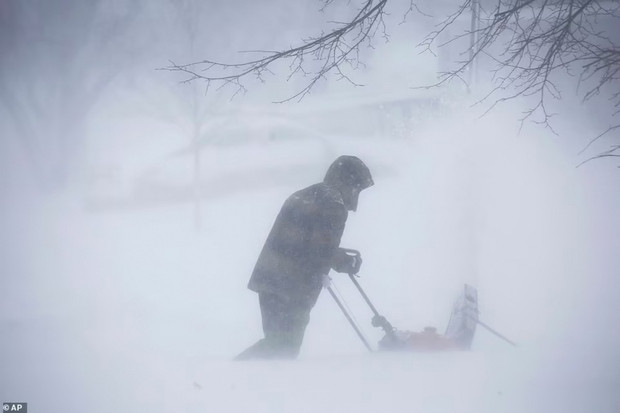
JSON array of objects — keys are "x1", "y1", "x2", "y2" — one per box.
[{"x1": 324, "y1": 155, "x2": 374, "y2": 211}]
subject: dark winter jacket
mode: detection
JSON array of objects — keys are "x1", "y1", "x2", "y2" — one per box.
[{"x1": 248, "y1": 182, "x2": 348, "y2": 301}]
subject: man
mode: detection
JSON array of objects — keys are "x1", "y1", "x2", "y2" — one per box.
[{"x1": 235, "y1": 155, "x2": 374, "y2": 360}]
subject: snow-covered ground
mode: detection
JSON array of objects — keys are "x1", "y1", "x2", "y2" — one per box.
[{"x1": 1, "y1": 107, "x2": 619, "y2": 413}]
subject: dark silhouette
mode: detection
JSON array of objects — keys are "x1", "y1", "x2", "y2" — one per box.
[{"x1": 235, "y1": 155, "x2": 374, "y2": 360}]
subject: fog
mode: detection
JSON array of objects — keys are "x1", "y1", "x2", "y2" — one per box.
[{"x1": 1, "y1": 1, "x2": 619, "y2": 412}]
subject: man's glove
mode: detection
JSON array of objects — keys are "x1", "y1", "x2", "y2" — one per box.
[{"x1": 331, "y1": 248, "x2": 362, "y2": 274}]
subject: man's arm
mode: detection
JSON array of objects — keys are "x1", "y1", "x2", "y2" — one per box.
[{"x1": 309, "y1": 200, "x2": 348, "y2": 272}]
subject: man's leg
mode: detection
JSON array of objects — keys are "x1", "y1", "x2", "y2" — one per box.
[
  {"x1": 233, "y1": 292, "x2": 293, "y2": 360},
  {"x1": 259, "y1": 292, "x2": 307, "y2": 358},
  {"x1": 262, "y1": 288, "x2": 323, "y2": 359},
  {"x1": 235, "y1": 289, "x2": 320, "y2": 360}
]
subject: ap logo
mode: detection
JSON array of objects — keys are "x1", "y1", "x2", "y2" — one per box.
[{"x1": 2, "y1": 403, "x2": 27, "y2": 412}]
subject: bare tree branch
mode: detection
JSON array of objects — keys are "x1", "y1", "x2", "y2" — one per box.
[
  {"x1": 160, "y1": 0, "x2": 620, "y2": 165},
  {"x1": 160, "y1": 0, "x2": 389, "y2": 103},
  {"x1": 421, "y1": 0, "x2": 620, "y2": 162}
]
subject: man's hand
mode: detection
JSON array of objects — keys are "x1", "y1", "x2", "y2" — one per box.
[{"x1": 331, "y1": 248, "x2": 362, "y2": 274}]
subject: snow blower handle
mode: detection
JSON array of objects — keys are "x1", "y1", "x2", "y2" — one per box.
[
  {"x1": 339, "y1": 248, "x2": 363, "y2": 275},
  {"x1": 326, "y1": 285, "x2": 374, "y2": 352},
  {"x1": 344, "y1": 263, "x2": 396, "y2": 338}
]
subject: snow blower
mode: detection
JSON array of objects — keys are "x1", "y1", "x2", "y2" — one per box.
[{"x1": 328, "y1": 249, "x2": 516, "y2": 352}]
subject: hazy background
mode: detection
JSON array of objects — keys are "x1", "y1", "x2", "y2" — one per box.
[{"x1": 1, "y1": 1, "x2": 619, "y2": 412}]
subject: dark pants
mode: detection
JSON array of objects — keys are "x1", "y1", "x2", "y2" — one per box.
[{"x1": 235, "y1": 289, "x2": 321, "y2": 360}]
